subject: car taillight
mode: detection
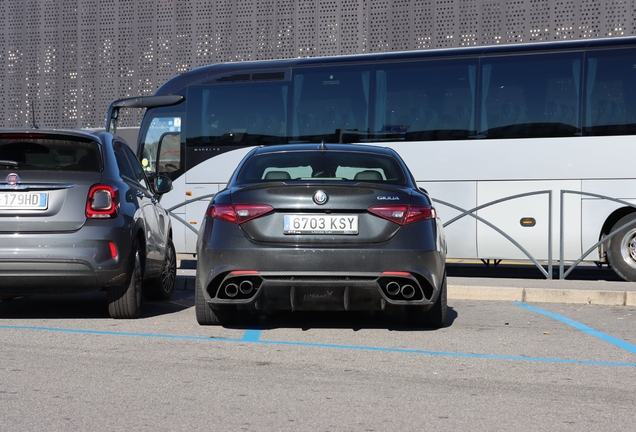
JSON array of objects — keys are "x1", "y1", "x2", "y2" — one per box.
[
  {"x1": 368, "y1": 204, "x2": 436, "y2": 225},
  {"x1": 86, "y1": 185, "x2": 119, "y2": 219},
  {"x1": 207, "y1": 204, "x2": 274, "y2": 224}
]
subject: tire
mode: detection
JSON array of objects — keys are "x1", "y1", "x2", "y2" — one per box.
[
  {"x1": 144, "y1": 239, "x2": 177, "y2": 301},
  {"x1": 607, "y1": 213, "x2": 636, "y2": 282},
  {"x1": 406, "y1": 274, "x2": 447, "y2": 329},
  {"x1": 108, "y1": 239, "x2": 143, "y2": 319},
  {"x1": 195, "y1": 277, "x2": 236, "y2": 326}
]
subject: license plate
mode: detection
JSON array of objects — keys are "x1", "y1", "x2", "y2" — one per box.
[
  {"x1": 284, "y1": 214, "x2": 358, "y2": 235},
  {"x1": 0, "y1": 192, "x2": 48, "y2": 209}
]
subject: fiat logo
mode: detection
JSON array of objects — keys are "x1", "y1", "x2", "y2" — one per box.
[
  {"x1": 313, "y1": 190, "x2": 328, "y2": 205},
  {"x1": 6, "y1": 173, "x2": 19, "y2": 185}
]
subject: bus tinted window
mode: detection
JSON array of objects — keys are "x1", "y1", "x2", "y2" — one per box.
[
  {"x1": 291, "y1": 66, "x2": 370, "y2": 143},
  {"x1": 480, "y1": 52, "x2": 583, "y2": 138},
  {"x1": 584, "y1": 47, "x2": 636, "y2": 136},
  {"x1": 187, "y1": 81, "x2": 288, "y2": 146},
  {"x1": 376, "y1": 59, "x2": 477, "y2": 141}
]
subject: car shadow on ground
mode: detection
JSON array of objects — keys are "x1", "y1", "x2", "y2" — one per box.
[
  {"x1": 0, "y1": 286, "x2": 194, "y2": 320},
  {"x1": 224, "y1": 306, "x2": 458, "y2": 331}
]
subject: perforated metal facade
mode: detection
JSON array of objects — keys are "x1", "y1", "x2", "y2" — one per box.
[{"x1": 1, "y1": 0, "x2": 634, "y2": 129}]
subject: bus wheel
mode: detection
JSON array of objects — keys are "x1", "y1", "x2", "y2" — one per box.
[{"x1": 607, "y1": 213, "x2": 636, "y2": 282}]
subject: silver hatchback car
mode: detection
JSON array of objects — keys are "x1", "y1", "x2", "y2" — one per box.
[{"x1": 0, "y1": 129, "x2": 176, "y2": 318}]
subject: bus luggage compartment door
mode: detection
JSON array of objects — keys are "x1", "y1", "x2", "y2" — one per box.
[{"x1": 476, "y1": 180, "x2": 581, "y2": 262}]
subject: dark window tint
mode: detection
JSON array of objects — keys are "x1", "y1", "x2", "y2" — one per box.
[
  {"x1": 584, "y1": 47, "x2": 636, "y2": 136},
  {"x1": 376, "y1": 59, "x2": 477, "y2": 141},
  {"x1": 291, "y1": 66, "x2": 370, "y2": 143},
  {"x1": 0, "y1": 137, "x2": 101, "y2": 171},
  {"x1": 114, "y1": 144, "x2": 136, "y2": 180},
  {"x1": 480, "y1": 52, "x2": 583, "y2": 138},
  {"x1": 122, "y1": 144, "x2": 150, "y2": 189},
  {"x1": 236, "y1": 150, "x2": 407, "y2": 185},
  {"x1": 115, "y1": 142, "x2": 150, "y2": 190},
  {"x1": 186, "y1": 80, "x2": 288, "y2": 147}
]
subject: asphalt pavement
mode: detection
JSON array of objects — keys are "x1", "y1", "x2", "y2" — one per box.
[{"x1": 176, "y1": 258, "x2": 636, "y2": 307}]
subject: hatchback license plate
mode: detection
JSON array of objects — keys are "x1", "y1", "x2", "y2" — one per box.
[
  {"x1": 284, "y1": 214, "x2": 358, "y2": 235},
  {"x1": 0, "y1": 192, "x2": 48, "y2": 209}
]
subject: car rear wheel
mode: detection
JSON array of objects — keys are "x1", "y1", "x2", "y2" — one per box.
[
  {"x1": 144, "y1": 239, "x2": 177, "y2": 301},
  {"x1": 607, "y1": 213, "x2": 636, "y2": 282},
  {"x1": 406, "y1": 274, "x2": 447, "y2": 328},
  {"x1": 195, "y1": 277, "x2": 236, "y2": 326},
  {"x1": 108, "y1": 239, "x2": 143, "y2": 319}
]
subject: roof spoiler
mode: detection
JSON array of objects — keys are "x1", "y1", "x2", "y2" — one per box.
[{"x1": 105, "y1": 95, "x2": 185, "y2": 134}]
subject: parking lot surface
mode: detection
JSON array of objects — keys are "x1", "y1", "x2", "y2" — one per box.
[{"x1": 1, "y1": 275, "x2": 635, "y2": 431}]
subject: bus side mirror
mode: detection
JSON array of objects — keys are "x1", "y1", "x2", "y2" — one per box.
[{"x1": 157, "y1": 132, "x2": 181, "y2": 174}]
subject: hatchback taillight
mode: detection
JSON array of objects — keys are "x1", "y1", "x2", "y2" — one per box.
[
  {"x1": 207, "y1": 203, "x2": 274, "y2": 224},
  {"x1": 368, "y1": 204, "x2": 436, "y2": 225},
  {"x1": 86, "y1": 185, "x2": 119, "y2": 219}
]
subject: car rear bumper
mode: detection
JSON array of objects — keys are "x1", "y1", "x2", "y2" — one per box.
[
  {"x1": 197, "y1": 247, "x2": 445, "y2": 311},
  {"x1": 0, "y1": 230, "x2": 133, "y2": 294}
]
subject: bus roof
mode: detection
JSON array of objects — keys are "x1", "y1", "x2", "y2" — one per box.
[{"x1": 155, "y1": 36, "x2": 636, "y2": 96}]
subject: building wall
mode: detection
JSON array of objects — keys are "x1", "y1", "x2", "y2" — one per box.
[{"x1": 1, "y1": 0, "x2": 635, "y2": 130}]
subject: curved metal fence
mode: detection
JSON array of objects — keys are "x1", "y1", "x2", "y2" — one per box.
[{"x1": 166, "y1": 189, "x2": 636, "y2": 280}]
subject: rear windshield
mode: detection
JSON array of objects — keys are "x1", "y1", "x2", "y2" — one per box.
[
  {"x1": 0, "y1": 137, "x2": 101, "y2": 172},
  {"x1": 236, "y1": 150, "x2": 408, "y2": 185}
]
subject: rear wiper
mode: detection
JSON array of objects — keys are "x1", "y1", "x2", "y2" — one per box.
[{"x1": 0, "y1": 160, "x2": 19, "y2": 167}]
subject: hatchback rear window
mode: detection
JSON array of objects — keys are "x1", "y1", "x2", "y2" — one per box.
[
  {"x1": 0, "y1": 137, "x2": 101, "y2": 172},
  {"x1": 236, "y1": 150, "x2": 407, "y2": 185}
]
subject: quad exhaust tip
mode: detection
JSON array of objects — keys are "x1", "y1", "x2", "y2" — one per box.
[
  {"x1": 383, "y1": 278, "x2": 420, "y2": 300},
  {"x1": 239, "y1": 280, "x2": 254, "y2": 295},
  {"x1": 225, "y1": 283, "x2": 239, "y2": 298}
]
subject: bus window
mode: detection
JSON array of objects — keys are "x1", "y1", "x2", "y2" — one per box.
[
  {"x1": 376, "y1": 59, "x2": 477, "y2": 141},
  {"x1": 141, "y1": 116, "x2": 182, "y2": 177},
  {"x1": 480, "y1": 52, "x2": 583, "y2": 138},
  {"x1": 187, "y1": 80, "x2": 288, "y2": 147},
  {"x1": 584, "y1": 47, "x2": 636, "y2": 136},
  {"x1": 291, "y1": 66, "x2": 370, "y2": 143}
]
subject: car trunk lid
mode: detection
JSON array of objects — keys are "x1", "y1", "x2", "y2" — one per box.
[
  {"x1": 231, "y1": 183, "x2": 413, "y2": 245},
  {"x1": 0, "y1": 171, "x2": 102, "y2": 233}
]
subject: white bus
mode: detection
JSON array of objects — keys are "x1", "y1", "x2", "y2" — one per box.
[{"x1": 107, "y1": 37, "x2": 636, "y2": 281}]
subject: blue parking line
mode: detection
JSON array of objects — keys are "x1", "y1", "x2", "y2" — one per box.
[
  {"x1": 513, "y1": 302, "x2": 636, "y2": 355},
  {"x1": 1, "y1": 324, "x2": 635, "y2": 367},
  {"x1": 241, "y1": 329, "x2": 263, "y2": 342}
]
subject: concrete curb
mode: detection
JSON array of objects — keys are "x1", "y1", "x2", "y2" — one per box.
[{"x1": 449, "y1": 285, "x2": 636, "y2": 306}]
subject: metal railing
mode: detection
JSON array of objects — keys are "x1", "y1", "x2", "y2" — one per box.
[
  {"x1": 435, "y1": 191, "x2": 553, "y2": 279},
  {"x1": 166, "y1": 189, "x2": 636, "y2": 280},
  {"x1": 166, "y1": 193, "x2": 218, "y2": 235},
  {"x1": 559, "y1": 190, "x2": 636, "y2": 279}
]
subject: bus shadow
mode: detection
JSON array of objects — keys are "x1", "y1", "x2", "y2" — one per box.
[{"x1": 447, "y1": 262, "x2": 623, "y2": 281}]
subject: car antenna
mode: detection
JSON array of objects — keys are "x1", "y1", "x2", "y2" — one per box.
[{"x1": 318, "y1": 140, "x2": 327, "y2": 153}]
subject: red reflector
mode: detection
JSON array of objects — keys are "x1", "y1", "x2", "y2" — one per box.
[
  {"x1": 230, "y1": 270, "x2": 260, "y2": 275},
  {"x1": 109, "y1": 242, "x2": 118, "y2": 259},
  {"x1": 382, "y1": 271, "x2": 411, "y2": 276},
  {"x1": 207, "y1": 203, "x2": 274, "y2": 224}
]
